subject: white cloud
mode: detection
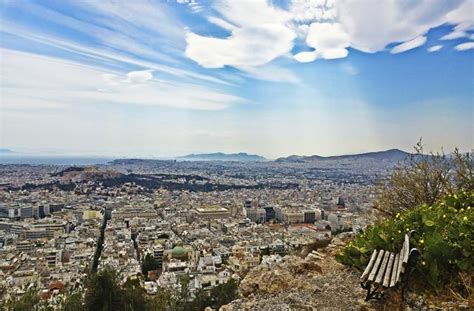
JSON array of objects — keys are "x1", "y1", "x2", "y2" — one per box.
[
  {"x1": 185, "y1": 0, "x2": 297, "y2": 78},
  {"x1": 293, "y1": 51, "x2": 318, "y2": 63},
  {"x1": 440, "y1": 20, "x2": 474, "y2": 40},
  {"x1": 390, "y1": 36, "x2": 427, "y2": 54},
  {"x1": 301, "y1": 22, "x2": 350, "y2": 60},
  {"x1": 1, "y1": 48, "x2": 243, "y2": 111},
  {"x1": 440, "y1": 31, "x2": 468, "y2": 40},
  {"x1": 1, "y1": 20, "x2": 234, "y2": 86},
  {"x1": 335, "y1": 0, "x2": 465, "y2": 53},
  {"x1": 183, "y1": 0, "x2": 473, "y2": 75},
  {"x1": 214, "y1": 0, "x2": 291, "y2": 28},
  {"x1": 185, "y1": 24, "x2": 295, "y2": 68},
  {"x1": 291, "y1": 0, "x2": 471, "y2": 60},
  {"x1": 455, "y1": 42, "x2": 474, "y2": 51},
  {"x1": 124, "y1": 70, "x2": 153, "y2": 84},
  {"x1": 290, "y1": 0, "x2": 337, "y2": 23},
  {"x1": 427, "y1": 45, "x2": 443, "y2": 52}
]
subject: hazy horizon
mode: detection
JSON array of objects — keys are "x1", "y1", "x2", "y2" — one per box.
[{"x1": 1, "y1": 1, "x2": 473, "y2": 158}]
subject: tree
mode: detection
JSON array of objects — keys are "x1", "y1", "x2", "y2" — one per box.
[
  {"x1": 83, "y1": 267, "x2": 123, "y2": 311},
  {"x1": 376, "y1": 140, "x2": 473, "y2": 215},
  {"x1": 146, "y1": 288, "x2": 179, "y2": 311},
  {"x1": 61, "y1": 291, "x2": 85, "y2": 311},
  {"x1": 4, "y1": 286, "x2": 40, "y2": 311},
  {"x1": 141, "y1": 253, "x2": 160, "y2": 278}
]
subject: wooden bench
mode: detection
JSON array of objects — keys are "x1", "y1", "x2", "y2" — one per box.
[{"x1": 360, "y1": 230, "x2": 419, "y2": 301}]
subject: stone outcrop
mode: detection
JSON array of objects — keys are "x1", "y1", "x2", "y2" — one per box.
[{"x1": 222, "y1": 237, "x2": 371, "y2": 311}]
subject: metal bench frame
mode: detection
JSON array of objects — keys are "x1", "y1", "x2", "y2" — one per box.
[{"x1": 360, "y1": 230, "x2": 419, "y2": 301}]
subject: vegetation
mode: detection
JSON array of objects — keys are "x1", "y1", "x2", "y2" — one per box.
[
  {"x1": 338, "y1": 191, "x2": 473, "y2": 294},
  {"x1": 338, "y1": 144, "x2": 473, "y2": 302},
  {"x1": 5, "y1": 266, "x2": 239, "y2": 311},
  {"x1": 375, "y1": 141, "x2": 473, "y2": 215},
  {"x1": 4, "y1": 286, "x2": 40, "y2": 311},
  {"x1": 141, "y1": 253, "x2": 161, "y2": 278}
]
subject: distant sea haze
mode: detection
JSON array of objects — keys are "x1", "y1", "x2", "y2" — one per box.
[{"x1": 0, "y1": 155, "x2": 113, "y2": 165}]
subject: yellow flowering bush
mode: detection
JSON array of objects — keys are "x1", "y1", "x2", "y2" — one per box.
[{"x1": 337, "y1": 191, "x2": 474, "y2": 292}]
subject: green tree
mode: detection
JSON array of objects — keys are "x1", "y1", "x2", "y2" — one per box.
[
  {"x1": 141, "y1": 253, "x2": 160, "y2": 278},
  {"x1": 146, "y1": 288, "x2": 179, "y2": 311},
  {"x1": 4, "y1": 286, "x2": 40, "y2": 311},
  {"x1": 83, "y1": 267, "x2": 124, "y2": 311},
  {"x1": 61, "y1": 291, "x2": 85, "y2": 311}
]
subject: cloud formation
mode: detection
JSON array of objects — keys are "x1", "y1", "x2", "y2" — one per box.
[
  {"x1": 185, "y1": 0, "x2": 297, "y2": 81},
  {"x1": 390, "y1": 36, "x2": 427, "y2": 54},
  {"x1": 1, "y1": 49, "x2": 243, "y2": 111},
  {"x1": 427, "y1": 45, "x2": 443, "y2": 53},
  {"x1": 455, "y1": 42, "x2": 474, "y2": 51},
  {"x1": 186, "y1": 0, "x2": 473, "y2": 67}
]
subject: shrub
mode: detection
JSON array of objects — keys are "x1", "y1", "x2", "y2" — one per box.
[
  {"x1": 376, "y1": 141, "x2": 473, "y2": 216},
  {"x1": 337, "y1": 191, "x2": 474, "y2": 292}
]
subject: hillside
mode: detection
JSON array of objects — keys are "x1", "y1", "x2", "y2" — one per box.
[{"x1": 275, "y1": 149, "x2": 410, "y2": 163}]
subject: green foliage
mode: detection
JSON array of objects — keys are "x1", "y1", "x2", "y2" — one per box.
[
  {"x1": 83, "y1": 266, "x2": 147, "y2": 311},
  {"x1": 376, "y1": 141, "x2": 473, "y2": 215},
  {"x1": 180, "y1": 278, "x2": 239, "y2": 311},
  {"x1": 4, "y1": 286, "x2": 40, "y2": 311},
  {"x1": 141, "y1": 253, "x2": 161, "y2": 279},
  {"x1": 337, "y1": 191, "x2": 474, "y2": 292},
  {"x1": 6, "y1": 267, "x2": 239, "y2": 311},
  {"x1": 146, "y1": 288, "x2": 180, "y2": 311},
  {"x1": 60, "y1": 291, "x2": 84, "y2": 311}
]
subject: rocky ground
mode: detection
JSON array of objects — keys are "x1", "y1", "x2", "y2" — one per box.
[
  {"x1": 220, "y1": 235, "x2": 372, "y2": 310},
  {"x1": 218, "y1": 235, "x2": 472, "y2": 311}
]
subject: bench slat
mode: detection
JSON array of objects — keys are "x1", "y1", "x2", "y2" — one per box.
[
  {"x1": 389, "y1": 253, "x2": 400, "y2": 287},
  {"x1": 402, "y1": 234, "x2": 410, "y2": 264},
  {"x1": 360, "y1": 250, "x2": 378, "y2": 282},
  {"x1": 375, "y1": 251, "x2": 390, "y2": 284},
  {"x1": 383, "y1": 252, "x2": 395, "y2": 287},
  {"x1": 368, "y1": 250, "x2": 385, "y2": 282}
]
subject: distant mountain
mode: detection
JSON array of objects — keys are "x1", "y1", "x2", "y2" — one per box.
[
  {"x1": 179, "y1": 152, "x2": 266, "y2": 162},
  {"x1": 0, "y1": 148, "x2": 15, "y2": 154},
  {"x1": 275, "y1": 149, "x2": 410, "y2": 163}
]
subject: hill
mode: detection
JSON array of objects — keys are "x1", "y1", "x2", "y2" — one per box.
[
  {"x1": 178, "y1": 152, "x2": 266, "y2": 162},
  {"x1": 275, "y1": 149, "x2": 410, "y2": 163}
]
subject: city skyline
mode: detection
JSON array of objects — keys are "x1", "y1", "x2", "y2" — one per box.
[{"x1": 1, "y1": 0, "x2": 473, "y2": 158}]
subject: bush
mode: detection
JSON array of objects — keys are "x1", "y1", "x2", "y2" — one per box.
[
  {"x1": 337, "y1": 191, "x2": 474, "y2": 292},
  {"x1": 376, "y1": 142, "x2": 473, "y2": 215}
]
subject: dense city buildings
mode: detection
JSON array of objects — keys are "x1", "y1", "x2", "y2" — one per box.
[{"x1": 0, "y1": 156, "x2": 387, "y2": 305}]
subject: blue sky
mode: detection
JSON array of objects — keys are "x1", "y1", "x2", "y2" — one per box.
[{"x1": 0, "y1": 0, "x2": 473, "y2": 158}]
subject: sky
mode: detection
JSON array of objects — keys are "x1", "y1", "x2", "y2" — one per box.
[{"x1": 0, "y1": 0, "x2": 473, "y2": 159}]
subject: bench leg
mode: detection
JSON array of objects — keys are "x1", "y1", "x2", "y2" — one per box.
[
  {"x1": 361, "y1": 282, "x2": 382, "y2": 301},
  {"x1": 401, "y1": 249, "x2": 420, "y2": 301}
]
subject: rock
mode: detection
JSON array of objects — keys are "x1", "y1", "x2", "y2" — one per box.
[{"x1": 219, "y1": 304, "x2": 234, "y2": 311}]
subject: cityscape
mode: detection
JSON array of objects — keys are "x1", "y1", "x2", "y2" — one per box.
[
  {"x1": 0, "y1": 150, "x2": 401, "y2": 308},
  {"x1": 1, "y1": 0, "x2": 473, "y2": 310}
]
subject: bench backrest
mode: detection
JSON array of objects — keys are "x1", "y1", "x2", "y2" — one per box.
[{"x1": 360, "y1": 233, "x2": 412, "y2": 288}]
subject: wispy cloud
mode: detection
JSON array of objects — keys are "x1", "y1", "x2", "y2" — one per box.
[
  {"x1": 390, "y1": 36, "x2": 427, "y2": 54},
  {"x1": 1, "y1": 49, "x2": 243, "y2": 111},
  {"x1": 455, "y1": 42, "x2": 474, "y2": 51}
]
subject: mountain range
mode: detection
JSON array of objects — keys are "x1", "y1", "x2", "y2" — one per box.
[
  {"x1": 178, "y1": 149, "x2": 411, "y2": 163},
  {"x1": 275, "y1": 149, "x2": 411, "y2": 163}
]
